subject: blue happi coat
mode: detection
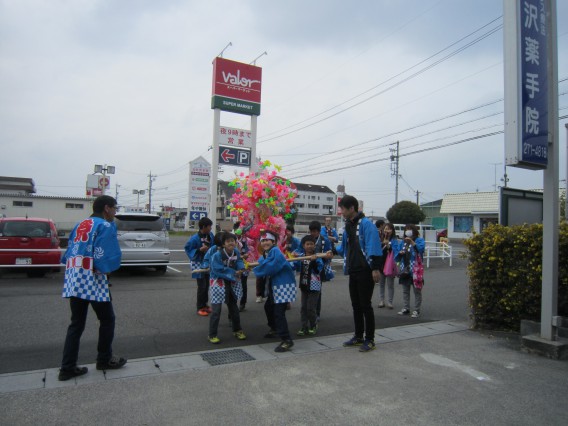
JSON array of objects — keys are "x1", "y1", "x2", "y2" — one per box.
[
  {"x1": 293, "y1": 252, "x2": 324, "y2": 292},
  {"x1": 253, "y1": 246, "x2": 297, "y2": 304},
  {"x1": 184, "y1": 231, "x2": 214, "y2": 278},
  {"x1": 335, "y1": 216, "x2": 383, "y2": 275},
  {"x1": 394, "y1": 237, "x2": 425, "y2": 277},
  {"x1": 61, "y1": 216, "x2": 122, "y2": 302},
  {"x1": 209, "y1": 248, "x2": 245, "y2": 304}
]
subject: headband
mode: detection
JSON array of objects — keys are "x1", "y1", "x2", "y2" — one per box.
[{"x1": 260, "y1": 232, "x2": 276, "y2": 241}]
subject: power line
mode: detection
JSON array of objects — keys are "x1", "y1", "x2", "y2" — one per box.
[
  {"x1": 259, "y1": 20, "x2": 503, "y2": 144},
  {"x1": 287, "y1": 131, "x2": 503, "y2": 180}
]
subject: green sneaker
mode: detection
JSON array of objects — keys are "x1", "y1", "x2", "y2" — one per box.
[
  {"x1": 208, "y1": 336, "x2": 221, "y2": 344},
  {"x1": 233, "y1": 330, "x2": 247, "y2": 340},
  {"x1": 308, "y1": 327, "x2": 317, "y2": 335},
  {"x1": 297, "y1": 328, "x2": 308, "y2": 336}
]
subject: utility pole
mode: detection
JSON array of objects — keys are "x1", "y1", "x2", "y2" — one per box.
[
  {"x1": 501, "y1": 164, "x2": 509, "y2": 188},
  {"x1": 115, "y1": 184, "x2": 121, "y2": 204},
  {"x1": 390, "y1": 141, "x2": 400, "y2": 204},
  {"x1": 565, "y1": 123, "x2": 568, "y2": 220},
  {"x1": 490, "y1": 162, "x2": 502, "y2": 191},
  {"x1": 148, "y1": 172, "x2": 157, "y2": 213},
  {"x1": 416, "y1": 190, "x2": 420, "y2": 205}
]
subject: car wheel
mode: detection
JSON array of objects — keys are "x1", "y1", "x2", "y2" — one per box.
[
  {"x1": 155, "y1": 265, "x2": 167, "y2": 274},
  {"x1": 27, "y1": 269, "x2": 46, "y2": 278}
]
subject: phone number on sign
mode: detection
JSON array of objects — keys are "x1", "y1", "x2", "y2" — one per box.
[{"x1": 523, "y1": 143, "x2": 548, "y2": 159}]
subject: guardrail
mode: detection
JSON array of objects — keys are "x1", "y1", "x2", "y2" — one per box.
[
  {"x1": 1, "y1": 246, "x2": 456, "y2": 269},
  {"x1": 424, "y1": 241, "x2": 453, "y2": 267}
]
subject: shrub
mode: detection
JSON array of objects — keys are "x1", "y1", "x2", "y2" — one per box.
[{"x1": 464, "y1": 221, "x2": 568, "y2": 331}]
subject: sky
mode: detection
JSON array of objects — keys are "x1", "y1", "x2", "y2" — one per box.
[{"x1": 1, "y1": 0, "x2": 567, "y2": 217}]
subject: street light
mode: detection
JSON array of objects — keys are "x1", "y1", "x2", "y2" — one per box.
[
  {"x1": 132, "y1": 189, "x2": 145, "y2": 209},
  {"x1": 94, "y1": 164, "x2": 115, "y2": 195}
]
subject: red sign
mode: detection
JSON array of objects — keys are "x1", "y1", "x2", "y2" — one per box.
[
  {"x1": 212, "y1": 57, "x2": 262, "y2": 104},
  {"x1": 98, "y1": 177, "x2": 110, "y2": 188}
]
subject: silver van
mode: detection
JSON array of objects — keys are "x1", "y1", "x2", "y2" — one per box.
[{"x1": 114, "y1": 213, "x2": 170, "y2": 273}]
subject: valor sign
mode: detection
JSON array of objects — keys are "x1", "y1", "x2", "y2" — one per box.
[{"x1": 211, "y1": 57, "x2": 262, "y2": 116}]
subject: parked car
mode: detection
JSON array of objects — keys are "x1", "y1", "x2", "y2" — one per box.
[
  {"x1": 0, "y1": 217, "x2": 62, "y2": 277},
  {"x1": 436, "y1": 228, "x2": 448, "y2": 242},
  {"x1": 114, "y1": 213, "x2": 170, "y2": 273}
]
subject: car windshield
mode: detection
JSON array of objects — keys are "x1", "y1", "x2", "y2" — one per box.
[
  {"x1": 115, "y1": 216, "x2": 164, "y2": 232},
  {"x1": 0, "y1": 221, "x2": 51, "y2": 238}
]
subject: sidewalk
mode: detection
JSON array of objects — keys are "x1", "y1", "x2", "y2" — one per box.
[{"x1": 1, "y1": 320, "x2": 567, "y2": 425}]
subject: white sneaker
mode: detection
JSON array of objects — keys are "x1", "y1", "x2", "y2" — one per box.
[
  {"x1": 256, "y1": 296, "x2": 262, "y2": 303},
  {"x1": 411, "y1": 310, "x2": 420, "y2": 318}
]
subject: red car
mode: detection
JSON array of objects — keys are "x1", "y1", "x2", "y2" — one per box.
[{"x1": 0, "y1": 217, "x2": 62, "y2": 277}]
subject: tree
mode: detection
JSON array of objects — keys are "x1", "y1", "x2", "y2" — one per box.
[{"x1": 386, "y1": 200, "x2": 426, "y2": 224}]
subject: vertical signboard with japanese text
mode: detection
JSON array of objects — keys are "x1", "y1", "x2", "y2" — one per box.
[
  {"x1": 211, "y1": 57, "x2": 262, "y2": 116},
  {"x1": 189, "y1": 157, "x2": 211, "y2": 221},
  {"x1": 504, "y1": 0, "x2": 549, "y2": 169}
]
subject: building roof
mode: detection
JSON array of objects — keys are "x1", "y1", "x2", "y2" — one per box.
[
  {"x1": 0, "y1": 193, "x2": 91, "y2": 201},
  {"x1": 293, "y1": 182, "x2": 335, "y2": 194},
  {"x1": 0, "y1": 176, "x2": 36, "y2": 194},
  {"x1": 440, "y1": 191, "x2": 499, "y2": 214},
  {"x1": 420, "y1": 199, "x2": 443, "y2": 208}
]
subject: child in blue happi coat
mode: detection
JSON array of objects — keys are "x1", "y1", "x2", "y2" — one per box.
[
  {"x1": 184, "y1": 217, "x2": 214, "y2": 316},
  {"x1": 208, "y1": 232, "x2": 246, "y2": 344},
  {"x1": 253, "y1": 231, "x2": 297, "y2": 353},
  {"x1": 294, "y1": 235, "x2": 324, "y2": 336}
]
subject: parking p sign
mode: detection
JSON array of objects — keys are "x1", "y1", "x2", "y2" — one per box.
[{"x1": 190, "y1": 211, "x2": 207, "y2": 221}]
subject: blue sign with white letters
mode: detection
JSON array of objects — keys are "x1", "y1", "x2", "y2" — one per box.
[
  {"x1": 190, "y1": 211, "x2": 207, "y2": 220},
  {"x1": 520, "y1": 0, "x2": 548, "y2": 168}
]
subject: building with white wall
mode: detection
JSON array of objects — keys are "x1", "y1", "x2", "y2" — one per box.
[{"x1": 440, "y1": 191, "x2": 499, "y2": 239}]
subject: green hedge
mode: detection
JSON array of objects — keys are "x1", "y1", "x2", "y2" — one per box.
[{"x1": 464, "y1": 222, "x2": 568, "y2": 331}]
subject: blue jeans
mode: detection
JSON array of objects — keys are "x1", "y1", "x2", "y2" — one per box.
[
  {"x1": 61, "y1": 297, "x2": 115, "y2": 370},
  {"x1": 264, "y1": 285, "x2": 291, "y2": 341}
]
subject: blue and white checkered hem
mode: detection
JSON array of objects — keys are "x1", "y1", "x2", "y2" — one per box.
[{"x1": 273, "y1": 282, "x2": 297, "y2": 304}]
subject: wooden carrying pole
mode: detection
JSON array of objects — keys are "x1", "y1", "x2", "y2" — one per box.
[{"x1": 191, "y1": 252, "x2": 332, "y2": 274}]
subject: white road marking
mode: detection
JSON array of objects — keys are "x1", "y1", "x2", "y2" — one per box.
[
  {"x1": 420, "y1": 353, "x2": 491, "y2": 381},
  {"x1": 167, "y1": 266, "x2": 182, "y2": 273}
]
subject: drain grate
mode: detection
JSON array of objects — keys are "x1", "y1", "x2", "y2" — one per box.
[{"x1": 201, "y1": 348, "x2": 256, "y2": 366}]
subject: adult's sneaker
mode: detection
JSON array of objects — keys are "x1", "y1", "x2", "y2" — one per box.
[
  {"x1": 96, "y1": 356, "x2": 127, "y2": 371},
  {"x1": 398, "y1": 308, "x2": 410, "y2": 316},
  {"x1": 255, "y1": 296, "x2": 263, "y2": 303},
  {"x1": 308, "y1": 327, "x2": 317, "y2": 336},
  {"x1": 297, "y1": 328, "x2": 308, "y2": 336},
  {"x1": 58, "y1": 366, "x2": 88, "y2": 381},
  {"x1": 343, "y1": 336, "x2": 364, "y2": 347},
  {"x1": 274, "y1": 340, "x2": 294, "y2": 353},
  {"x1": 411, "y1": 310, "x2": 420, "y2": 318},
  {"x1": 359, "y1": 340, "x2": 376, "y2": 352}
]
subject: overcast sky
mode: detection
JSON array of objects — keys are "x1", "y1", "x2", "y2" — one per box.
[{"x1": 1, "y1": 0, "x2": 567, "y2": 216}]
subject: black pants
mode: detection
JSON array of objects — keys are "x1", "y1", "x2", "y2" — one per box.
[
  {"x1": 264, "y1": 285, "x2": 291, "y2": 341},
  {"x1": 61, "y1": 297, "x2": 115, "y2": 370},
  {"x1": 240, "y1": 274, "x2": 248, "y2": 307},
  {"x1": 209, "y1": 284, "x2": 241, "y2": 337},
  {"x1": 348, "y1": 268, "x2": 375, "y2": 341},
  {"x1": 196, "y1": 274, "x2": 210, "y2": 310},
  {"x1": 256, "y1": 276, "x2": 266, "y2": 298}
]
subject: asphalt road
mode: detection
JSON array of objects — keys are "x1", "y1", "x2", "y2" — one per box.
[{"x1": 0, "y1": 236, "x2": 470, "y2": 374}]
